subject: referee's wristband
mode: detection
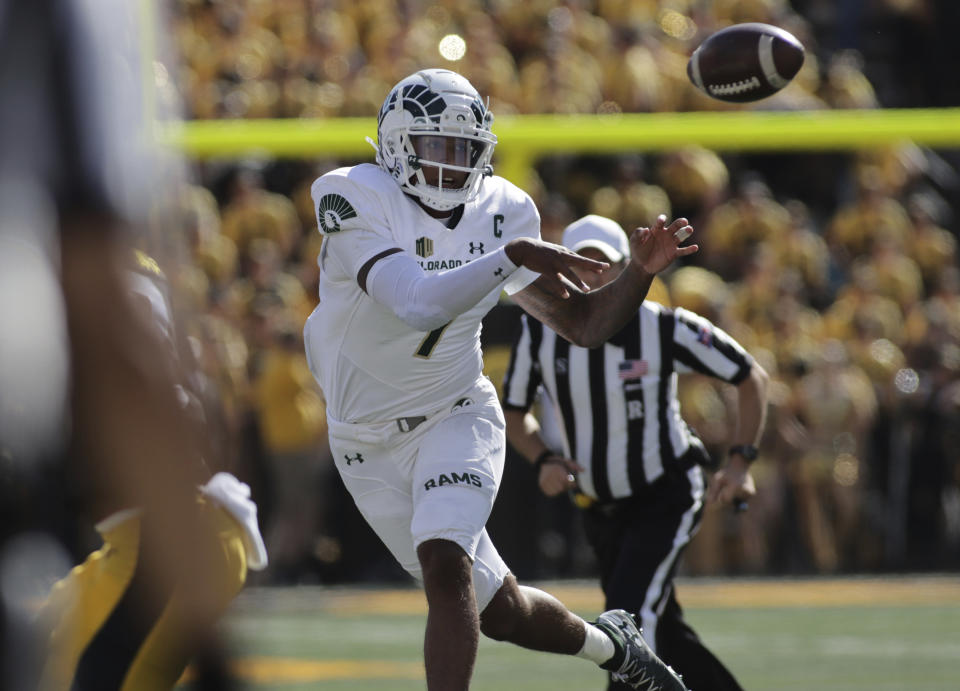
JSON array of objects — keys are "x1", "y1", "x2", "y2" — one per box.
[
  {"x1": 728, "y1": 444, "x2": 759, "y2": 463},
  {"x1": 532, "y1": 450, "x2": 556, "y2": 471}
]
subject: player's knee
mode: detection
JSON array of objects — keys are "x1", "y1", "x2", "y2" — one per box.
[
  {"x1": 417, "y1": 538, "x2": 471, "y2": 593},
  {"x1": 479, "y1": 575, "x2": 525, "y2": 641}
]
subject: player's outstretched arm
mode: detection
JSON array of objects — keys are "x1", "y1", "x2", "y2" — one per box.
[
  {"x1": 511, "y1": 215, "x2": 697, "y2": 347},
  {"x1": 503, "y1": 238, "x2": 609, "y2": 298}
]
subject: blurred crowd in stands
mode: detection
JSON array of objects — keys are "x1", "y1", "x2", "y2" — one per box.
[
  {"x1": 153, "y1": 0, "x2": 960, "y2": 584},
  {"x1": 171, "y1": 0, "x2": 959, "y2": 118}
]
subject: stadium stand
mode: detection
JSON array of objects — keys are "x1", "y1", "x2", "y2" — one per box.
[{"x1": 163, "y1": 0, "x2": 959, "y2": 583}]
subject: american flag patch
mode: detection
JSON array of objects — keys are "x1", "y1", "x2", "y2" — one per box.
[
  {"x1": 618, "y1": 360, "x2": 648, "y2": 380},
  {"x1": 698, "y1": 325, "x2": 714, "y2": 346}
]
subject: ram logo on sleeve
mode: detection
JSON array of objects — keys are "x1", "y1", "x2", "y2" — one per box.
[{"x1": 317, "y1": 193, "x2": 357, "y2": 233}]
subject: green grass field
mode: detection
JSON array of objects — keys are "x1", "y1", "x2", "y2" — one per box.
[{"x1": 180, "y1": 575, "x2": 960, "y2": 690}]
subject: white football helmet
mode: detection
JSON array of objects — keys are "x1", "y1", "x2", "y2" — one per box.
[{"x1": 369, "y1": 69, "x2": 496, "y2": 212}]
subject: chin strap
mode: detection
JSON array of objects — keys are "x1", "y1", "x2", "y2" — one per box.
[{"x1": 416, "y1": 195, "x2": 459, "y2": 212}]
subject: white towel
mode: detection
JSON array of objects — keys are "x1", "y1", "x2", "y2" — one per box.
[{"x1": 200, "y1": 472, "x2": 269, "y2": 571}]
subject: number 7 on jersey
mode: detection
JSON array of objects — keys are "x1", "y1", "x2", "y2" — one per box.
[{"x1": 414, "y1": 322, "x2": 451, "y2": 358}]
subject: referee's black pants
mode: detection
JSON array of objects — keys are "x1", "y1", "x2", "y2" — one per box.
[{"x1": 581, "y1": 466, "x2": 744, "y2": 691}]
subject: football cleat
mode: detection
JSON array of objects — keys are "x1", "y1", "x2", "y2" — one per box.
[{"x1": 595, "y1": 609, "x2": 688, "y2": 690}]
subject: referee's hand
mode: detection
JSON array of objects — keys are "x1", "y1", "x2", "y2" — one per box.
[
  {"x1": 707, "y1": 456, "x2": 756, "y2": 509},
  {"x1": 538, "y1": 455, "x2": 585, "y2": 497}
]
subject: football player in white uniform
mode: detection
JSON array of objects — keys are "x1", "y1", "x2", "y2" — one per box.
[{"x1": 304, "y1": 69, "x2": 697, "y2": 691}]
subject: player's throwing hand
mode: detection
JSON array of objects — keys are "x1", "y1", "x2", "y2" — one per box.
[
  {"x1": 630, "y1": 215, "x2": 698, "y2": 275},
  {"x1": 505, "y1": 237, "x2": 609, "y2": 298}
]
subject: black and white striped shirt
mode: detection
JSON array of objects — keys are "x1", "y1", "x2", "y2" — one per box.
[{"x1": 502, "y1": 302, "x2": 753, "y2": 502}]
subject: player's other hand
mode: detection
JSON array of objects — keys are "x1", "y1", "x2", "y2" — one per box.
[
  {"x1": 630, "y1": 215, "x2": 698, "y2": 275},
  {"x1": 537, "y1": 455, "x2": 585, "y2": 497},
  {"x1": 505, "y1": 237, "x2": 608, "y2": 298}
]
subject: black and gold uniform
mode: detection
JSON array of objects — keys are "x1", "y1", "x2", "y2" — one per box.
[
  {"x1": 38, "y1": 503, "x2": 247, "y2": 691},
  {"x1": 38, "y1": 252, "x2": 267, "y2": 691}
]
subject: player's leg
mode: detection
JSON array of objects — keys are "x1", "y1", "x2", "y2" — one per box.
[
  {"x1": 477, "y1": 571, "x2": 687, "y2": 690},
  {"x1": 411, "y1": 399, "x2": 506, "y2": 691},
  {"x1": 331, "y1": 471, "x2": 479, "y2": 691},
  {"x1": 416, "y1": 538, "x2": 478, "y2": 690},
  {"x1": 329, "y1": 412, "x2": 488, "y2": 690},
  {"x1": 479, "y1": 574, "x2": 595, "y2": 653}
]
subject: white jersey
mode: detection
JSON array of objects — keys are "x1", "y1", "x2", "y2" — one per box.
[{"x1": 304, "y1": 164, "x2": 540, "y2": 423}]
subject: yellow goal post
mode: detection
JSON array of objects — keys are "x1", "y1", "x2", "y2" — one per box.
[{"x1": 167, "y1": 108, "x2": 960, "y2": 188}]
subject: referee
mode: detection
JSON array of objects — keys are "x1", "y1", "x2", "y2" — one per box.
[{"x1": 502, "y1": 215, "x2": 768, "y2": 691}]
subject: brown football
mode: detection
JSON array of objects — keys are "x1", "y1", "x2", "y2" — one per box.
[{"x1": 687, "y1": 23, "x2": 805, "y2": 103}]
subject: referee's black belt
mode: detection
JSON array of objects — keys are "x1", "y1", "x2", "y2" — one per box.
[{"x1": 572, "y1": 447, "x2": 707, "y2": 512}]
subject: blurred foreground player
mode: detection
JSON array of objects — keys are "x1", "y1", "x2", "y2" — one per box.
[
  {"x1": 0, "y1": 1, "x2": 265, "y2": 689},
  {"x1": 304, "y1": 68, "x2": 696, "y2": 690},
  {"x1": 37, "y1": 247, "x2": 269, "y2": 691}
]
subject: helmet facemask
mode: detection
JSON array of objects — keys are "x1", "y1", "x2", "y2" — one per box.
[{"x1": 370, "y1": 70, "x2": 497, "y2": 212}]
